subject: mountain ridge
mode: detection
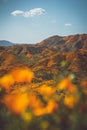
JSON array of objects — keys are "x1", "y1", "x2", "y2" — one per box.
[{"x1": 1, "y1": 33, "x2": 87, "y2": 47}]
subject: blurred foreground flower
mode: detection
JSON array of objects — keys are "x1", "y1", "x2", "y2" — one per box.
[
  {"x1": 29, "y1": 93, "x2": 58, "y2": 116},
  {"x1": 32, "y1": 99, "x2": 58, "y2": 116},
  {"x1": 57, "y1": 77, "x2": 79, "y2": 109},
  {"x1": 0, "y1": 74, "x2": 14, "y2": 90},
  {"x1": 3, "y1": 92, "x2": 58, "y2": 116},
  {"x1": 11, "y1": 68, "x2": 34, "y2": 83},
  {"x1": 3, "y1": 93, "x2": 29, "y2": 115},
  {"x1": 37, "y1": 85, "x2": 56, "y2": 96},
  {"x1": 0, "y1": 68, "x2": 34, "y2": 91},
  {"x1": 57, "y1": 77, "x2": 77, "y2": 94},
  {"x1": 46, "y1": 100, "x2": 58, "y2": 114},
  {"x1": 64, "y1": 95, "x2": 79, "y2": 109}
]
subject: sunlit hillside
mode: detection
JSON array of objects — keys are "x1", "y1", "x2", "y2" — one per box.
[{"x1": 0, "y1": 34, "x2": 87, "y2": 130}]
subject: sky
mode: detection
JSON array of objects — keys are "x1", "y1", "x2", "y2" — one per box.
[{"x1": 0, "y1": 0, "x2": 87, "y2": 43}]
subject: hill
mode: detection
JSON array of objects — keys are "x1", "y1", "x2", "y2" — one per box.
[
  {"x1": 0, "y1": 40, "x2": 14, "y2": 46},
  {"x1": 0, "y1": 34, "x2": 87, "y2": 85}
]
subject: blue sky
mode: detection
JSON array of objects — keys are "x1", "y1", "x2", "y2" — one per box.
[{"x1": 0, "y1": 0, "x2": 87, "y2": 43}]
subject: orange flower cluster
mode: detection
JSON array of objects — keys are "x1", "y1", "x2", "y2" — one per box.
[
  {"x1": 0, "y1": 74, "x2": 14, "y2": 90},
  {"x1": 3, "y1": 93, "x2": 58, "y2": 116},
  {"x1": 63, "y1": 95, "x2": 79, "y2": 109},
  {"x1": 29, "y1": 94, "x2": 58, "y2": 116},
  {"x1": 0, "y1": 68, "x2": 58, "y2": 116},
  {"x1": 57, "y1": 78, "x2": 77, "y2": 93},
  {"x1": 0, "y1": 68, "x2": 34, "y2": 90},
  {"x1": 3, "y1": 93, "x2": 29, "y2": 115},
  {"x1": 0, "y1": 68, "x2": 80, "y2": 117},
  {"x1": 37, "y1": 85, "x2": 56, "y2": 96},
  {"x1": 57, "y1": 77, "x2": 79, "y2": 108},
  {"x1": 10, "y1": 68, "x2": 34, "y2": 83}
]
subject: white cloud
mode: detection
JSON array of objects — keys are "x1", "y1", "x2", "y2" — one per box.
[
  {"x1": 11, "y1": 8, "x2": 46, "y2": 18},
  {"x1": 65, "y1": 23, "x2": 72, "y2": 27},
  {"x1": 11, "y1": 10, "x2": 24, "y2": 16}
]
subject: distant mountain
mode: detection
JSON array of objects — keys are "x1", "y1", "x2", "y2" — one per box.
[{"x1": 0, "y1": 40, "x2": 14, "y2": 46}]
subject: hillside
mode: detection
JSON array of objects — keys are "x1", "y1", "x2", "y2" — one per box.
[
  {"x1": 0, "y1": 34, "x2": 87, "y2": 130},
  {"x1": 0, "y1": 34, "x2": 87, "y2": 85}
]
